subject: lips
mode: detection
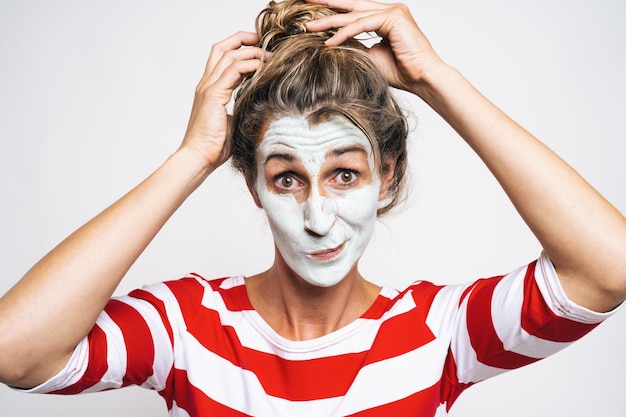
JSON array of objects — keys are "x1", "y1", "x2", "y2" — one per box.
[{"x1": 308, "y1": 242, "x2": 345, "y2": 261}]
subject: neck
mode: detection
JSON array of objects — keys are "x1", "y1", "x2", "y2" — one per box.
[{"x1": 245, "y1": 252, "x2": 380, "y2": 341}]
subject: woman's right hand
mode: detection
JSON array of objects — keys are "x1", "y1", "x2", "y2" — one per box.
[
  {"x1": 180, "y1": 31, "x2": 268, "y2": 170},
  {"x1": 0, "y1": 31, "x2": 268, "y2": 389}
]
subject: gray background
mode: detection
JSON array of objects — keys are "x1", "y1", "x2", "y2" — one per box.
[{"x1": 1, "y1": 0, "x2": 625, "y2": 416}]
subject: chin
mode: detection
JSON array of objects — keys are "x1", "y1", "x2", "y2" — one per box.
[
  {"x1": 296, "y1": 263, "x2": 354, "y2": 288},
  {"x1": 301, "y1": 276, "x2": 344, "y2": 288}
]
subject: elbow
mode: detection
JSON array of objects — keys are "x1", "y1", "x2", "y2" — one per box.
[
  {"x1": 602, "y1": 261, "x2": 626, "y2": 309},
  {"x1": 0, "y1": 345, "x2": 63, "y2": 389},
  {"x1": 0, "y1": 324, "x2": 59, "y2": 389},
  {"x1": 605, "y1": 234, "x2": 626, "y2": 302},
  {"x1": 555, "y1": 247, "x2": 626, "y2": 313},
  {"x1": 0, "y1": 333, "x2": 36, "y2": 388},
  {"x1": 0, "y1": 367, "x2": 37, "y2": 390},
  {"x1": 0, "y1": 345, "x2": 36, "y2": 389},
  {"x1": 590, "y1": 249, "x2": 626, "y2": 312}
]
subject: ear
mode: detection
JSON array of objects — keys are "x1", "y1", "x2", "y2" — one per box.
[
  {"x1": 244, "y1": 171, "x2": 263, "y2": 209},
  {"x1": 378, "y1": 157, "x2": 396, "y2": 201}
]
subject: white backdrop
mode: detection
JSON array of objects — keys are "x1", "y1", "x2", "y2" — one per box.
[{"x1": 1, "y1": 0, "x2": 625, "y2": 416}]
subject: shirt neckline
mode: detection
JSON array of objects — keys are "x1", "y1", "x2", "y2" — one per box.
[{"x1": 230, "y1": 275, "x2": 398, "y2": 353}]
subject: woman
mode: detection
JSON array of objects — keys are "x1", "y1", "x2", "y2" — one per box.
[{"x1": 0, "y1": 0, "x2": 624, "y2": 416}]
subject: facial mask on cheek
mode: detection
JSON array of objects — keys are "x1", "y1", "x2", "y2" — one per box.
[{"x1": 255, "y1": 116, "x2": 381, "y2": 287}]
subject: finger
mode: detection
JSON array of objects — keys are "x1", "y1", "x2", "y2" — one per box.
[
  {"x1": 201, "y1": 46, "x2": 268, "y2": 87},
  {"x1": 216, "y1": 58, "x2": 263, "y2": 92},
  {"x1": 305, "y1": 9, "x2": 376, "y2": 33},
  {"x1": 304, "y1": 0, "x2": 386, "y2": 13},
  {"x1": 196, "y1": 57, "x2": 263, "y2": 106},
  {"x1": 310, "y1": 10, "x2": 391, "y2": 46},
  {"x1": 204, "y1": 31, "x2": 260, "y2": 77}
]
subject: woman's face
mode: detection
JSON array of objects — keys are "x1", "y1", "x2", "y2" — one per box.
[{"x1": 254, "y1": 115, "x2": 382, "y2": 287}]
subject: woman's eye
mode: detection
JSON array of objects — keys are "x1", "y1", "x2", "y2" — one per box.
[
  {"x1": 275, "y1": 174, "x2": 300, "y2": 191},
  {"x1": 280, "y1": 176, "x2": 293, "y2": 188},
  {"x1": 334, "y1": 170, "x2": 358, "y2": 187},
  {"x1": 340, "y1": 171, "x2": 354, "y2": 183}
]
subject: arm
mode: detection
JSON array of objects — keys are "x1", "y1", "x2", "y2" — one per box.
[
  {"x1": 306, "y1": 0, "x2": 626, "y2": 312},
  {"x1": 0, "y1": 31, "x2": 267, "y2": 389},
  {"x1": 413, "y1": 63, "x2": 626, "y2": 312}
]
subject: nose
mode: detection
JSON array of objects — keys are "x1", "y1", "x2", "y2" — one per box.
[{"x1": 303, "y1": 195, "x2": 336, "y2": 236}]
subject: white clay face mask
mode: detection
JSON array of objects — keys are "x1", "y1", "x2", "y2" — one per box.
[{"x1": 255, "y1": 115, "x2": 381, "y2": 287}]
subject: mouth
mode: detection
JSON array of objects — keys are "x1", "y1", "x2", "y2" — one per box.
[{"x1": 308, "y1": 242, "x2": 345, "y2": 261}]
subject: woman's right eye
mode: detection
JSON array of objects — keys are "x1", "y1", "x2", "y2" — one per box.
[
  {"x1": 274, "y1": 173, "x2": 301, "y2": 191},
  {"x1": 279, "y1": 176, "x2": 294, "y2": 188}
]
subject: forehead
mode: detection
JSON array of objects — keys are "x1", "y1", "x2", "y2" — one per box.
[{"x1": 257, "y1": 115, "x2": 372, "y2": 161}]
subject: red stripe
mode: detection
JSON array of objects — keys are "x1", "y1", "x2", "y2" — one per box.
[
  {"x1": 128, "y1": 288, "x2": 175, "y2": 347},
  {"x1": 170, "y1": 368, "x2": 444, "y2": 417},
  {"x1": 466, "y1": 276, "x2": 539, "y2": 370},
  {"x1": 459, "y1": 281, "x2": 479, "y2": 308},
  {"x1": 51, "y1": 324, "x2": 108, "y2": 394},
  {"x1": 520, "y1": 261, "x2": 600, "y2": 342},
  {"x1": 439, "y1": 348, "x2": 473, "y2": 411},
  {"x1": 361, "y1": 293, "x2": 394, "y2": 319},
  {"x1": 158, "y1": 367, "x2": 176, "y2": 410},
  {"x1": 345, "y1": 383, "x2": 441, "y2": 417},
  {"x1": 209, "y1": 277, "x2": 255, "y2": 311},
  {"x1": 184, "y1": 298, "x2": 365, "y2": 400},
  {"x1": 186, "y1": 274, "x2": 255, "y2": 312},
  {"x1": 105, "y1": 299, "x2": 155, "y2": 387},
  {"x1": 172, "y1": 368, "x2": 251, "y2": 417},
  {"x1": 363, "y1": 283, "x2": 439, "y2": 366},
  {"x1": 166, "y1": 278, "x2": 444, "y2": 401}
]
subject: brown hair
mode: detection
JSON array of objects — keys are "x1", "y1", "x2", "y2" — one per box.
[{"x1": 231, "y1": 0, "x2": 408, "y2": 215}]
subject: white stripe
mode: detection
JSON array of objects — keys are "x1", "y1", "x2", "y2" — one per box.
[
  {"x1": 115, "y1": 293, "x2": 175, "y2": 391},
  {"x1": 179, "y1": 327, "x2": 450, "y2": 417},
  {"x1": 218, "y1": 275, "x2": 244, "y2": 290},
  {"x1": 180, "y1": 332, "x2": 342, "y2": 417},
  {"x1": 491, "y1": 267, "x2": 570, "y2": 358},
  {"x1": 535, "y1": 252, "x2": 614, "y2": 323},
  {"x1": 141, "y1": 281, "x2": 189, "y2": 368},
  {"x1": 169, "y1": 401, "x2": 191, "y2": 417},
  {"x1": 426, "y1": 284, "x2": 483, "y2": 381},
  {"x1": 202, "y1": 276, "x2": 419, "y2": 360},
  {"x1": 334, "y1": 338, "x2": 447, "y2": 416},
  {"x1": 436, "y1": 284, "x2": 504, "y2": 384},
  {"x1": 81, "y1": 310, "x2": 126, "y2": 392},
  {"x1": 425, "y1": 284, "x2": 465, "y2": 339},
  {"x1": 434, "y1": 402, "x2": 450, "y2": 416},
  {"x1": 21, "y1": 335, "x2": 91, "y2": 393}
]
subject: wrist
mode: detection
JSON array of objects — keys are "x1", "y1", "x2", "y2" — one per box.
[
  {"x1": 408, "y1": 61, "x2": 461, "y2": 106},
  {"x1": 166, "y1": 146, "x2": 217, "y2": 191}
]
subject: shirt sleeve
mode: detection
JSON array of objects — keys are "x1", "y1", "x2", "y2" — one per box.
[
  {"x1": 18, "y1": 281, "x2": 178, "y2": 395},
  {"x1": 448, "y1": 252, "x2": 619, "y2": 386}
]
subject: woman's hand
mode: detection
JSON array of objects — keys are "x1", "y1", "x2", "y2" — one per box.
[
  {"x1": 312, "y1": 1, "x2": 626, "y2": 313},
  {"x1": 304, "y1": 0, "x2": 443, "y2": 92},
  {"x1": 181, "y1": 31, "x2": 268, "y2": 169},
  {"x1": 0, "y1": 31, "x2": 269, "y2": 389}
]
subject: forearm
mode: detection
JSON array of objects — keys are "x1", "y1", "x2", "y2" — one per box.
[
  {"x1": 0, "y1": 147, "x2": 212, "y2": 388},
  {"x1": 414, "y1": 63, "x2": 626, "y2": 312}
]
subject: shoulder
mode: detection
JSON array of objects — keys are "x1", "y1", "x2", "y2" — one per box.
[
  {"x1": 391, "y1": 280, "x2": 462, "y2": 307},
  {"x1": 377, "y1": 280, "x2": 463, "y2": 322},
  {"x1": 122, "y1": 274, "x2": 251, "y2": 317},
  {"x1": 161, "y1": 274, "x2": 253, "y2": 312}
]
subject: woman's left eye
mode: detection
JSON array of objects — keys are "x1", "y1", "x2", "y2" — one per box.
[{"x1": 334, "y1": 170, "x2": 358, "y2": 186}]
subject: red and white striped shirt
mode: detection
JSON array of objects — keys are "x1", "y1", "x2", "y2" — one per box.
[{"x1": 26, "y1": 253, "x2": 613, "y2": 416}]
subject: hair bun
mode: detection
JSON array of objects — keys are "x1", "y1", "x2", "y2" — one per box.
[{"x1": 256, "y1": 0, "x2": 337, "y2": 51}]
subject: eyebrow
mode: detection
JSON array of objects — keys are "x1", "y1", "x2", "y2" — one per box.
[
  {"x1": 326, "y1": 145, "x2": 368, "y2": 159},
  {"x1": 264, "y1": 152, "x2": 296, "y2": 165}
]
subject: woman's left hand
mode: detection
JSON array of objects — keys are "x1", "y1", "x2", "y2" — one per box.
[{"x1": 305, "y1": 0, "x2": 444, "y2": 92}]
